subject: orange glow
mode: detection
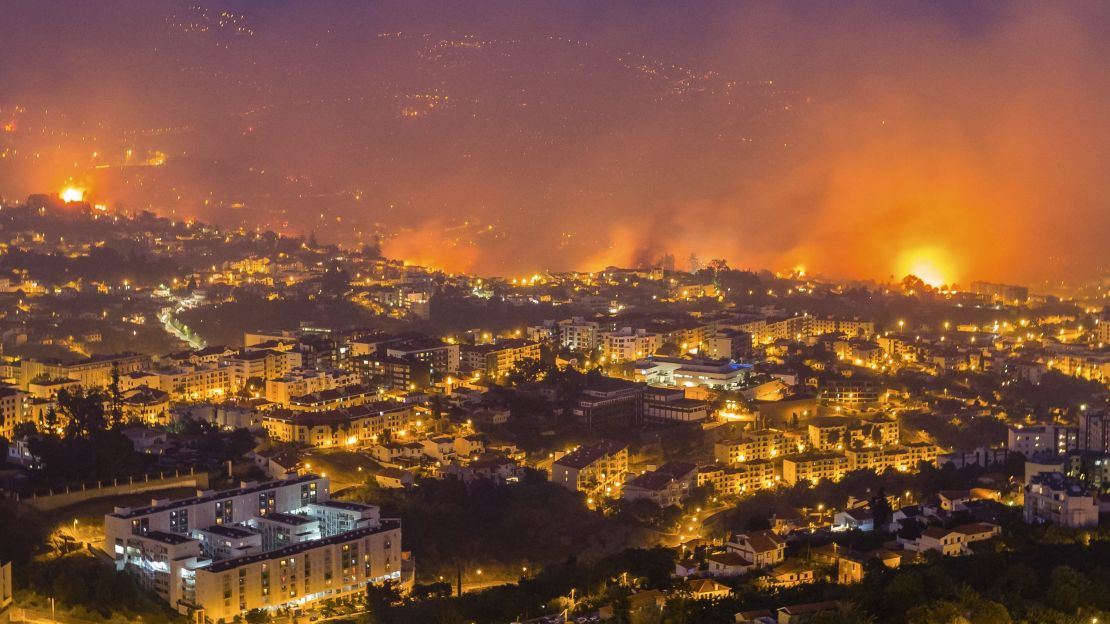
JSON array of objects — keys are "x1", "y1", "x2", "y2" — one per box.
[
  {"x1": 60, "y1": 187, "x2": 86, "y2": 203},
  {"x1": 896, "y1": 247, "x2": 954, "y2": 287}
]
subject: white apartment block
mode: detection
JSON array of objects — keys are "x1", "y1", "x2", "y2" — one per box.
[
  {"x1": 104, "y1": 475, "x2": 404, "y2": 622},
  {"x1": 1007, "y1": 425, "x2": 1078, "y2": 458},
  {"x1": 1024, "y1": 472, "x2": 1099, "y2": 528},
  {"x1": 599, "y1": 328, "x2": 662, "y2": 362},
  {"x1": 557, "y1": 318, "x2": 600, "y2": 352},
  {"x1": 222, "y1": 350, "x2": 303, "y2": 388}
]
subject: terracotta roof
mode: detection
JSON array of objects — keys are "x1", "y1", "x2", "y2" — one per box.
[{"x1": 733, "y1": 530, "x2": 784, "y2": 553}]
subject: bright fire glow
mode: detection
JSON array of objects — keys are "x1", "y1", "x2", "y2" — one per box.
[
  {"x1": 60, "y1": 187, "x2": 85, "y2": 203},
  {"x1": 896, "y1": 247, "x2": 954, "y2": 287}
]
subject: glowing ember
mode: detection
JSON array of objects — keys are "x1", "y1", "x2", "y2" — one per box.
[{"x1": 60, "y1": 187, "x2": 85, "y2": 203}]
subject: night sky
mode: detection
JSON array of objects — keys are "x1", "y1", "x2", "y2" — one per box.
[{"x1": 1, "y1": 1, "x2": 1108, "y2": 285}]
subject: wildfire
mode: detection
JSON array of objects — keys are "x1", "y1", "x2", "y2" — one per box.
[
  {"x1": 897, "y1": 247, "x2": 954, "y2": 288},
  {"x1": 60, "y1": 187, "x2": 86, "y2": 203}
]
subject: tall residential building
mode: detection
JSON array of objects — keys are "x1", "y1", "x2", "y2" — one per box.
[
  {"x1": 1024, "y1": 472, "x2": 1099, "y2": 528},
  {"x1": 557, "y1": 318, "x2": 600, "y2": 352},
  {"x1": 1079, "y1": 410, "x2": 1110, "y2": 453},
  {"x1": 1007, "y1": 424, "x2": 1079, "y2": 457},
  {"x1": 104, "y1": 475, "x2": 405, "y2": 622},
  {"x1": 460, "y1": 339, "x2": 542, "y2": 378}
]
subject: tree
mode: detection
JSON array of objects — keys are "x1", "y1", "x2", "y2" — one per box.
[
  {"x1": 244, "y1": 608, "x2": 270, "y2": 624},
  {"x1": 57, "y1": 387, "x2": 108, "y2": 439},
  {"x1": 108, "y1": 364, "x2": 124, "y2": 428},
  {"x1": 365, "y1": 580, "x2": 403, "y2": 624},
  {"x1": 869, "y1": 489, "x2": 893, "y2": 531},
  {"x1": 1044, "y1": 565, "x2": 1087, "y2": 614}
]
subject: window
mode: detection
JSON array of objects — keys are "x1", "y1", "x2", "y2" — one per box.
[{"x1": 170, "y1": 510, "x2": 189, "y2": 534}]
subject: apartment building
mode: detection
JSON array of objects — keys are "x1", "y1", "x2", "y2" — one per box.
[
  {"x1": 223, "y1": 350, "x2": 303, "y2": 388},
  {"x1": 104, "y1": 475, "x2": 404, "y2": 622},
  {"x1": 806, "y1": 417, "x2": 899, "y2": 451},
  {"x1": 262, "y1": 403, "x2": 415, "y2": 447},
  {"x1": 350, "y1": 355, "x2": 431, "y2": 391},
  {"x1": 265, "y1": 368, "x2": 360, "y2": 406},
  {"x1": 550, "y1": 440, "x2": 629, "y2": 505},
  {"x1": 17, "y1": 352, "x2": 152, "y2": 390},
  {"x1": 1024, "y1": 472, "x2": 1100, "y2": 528},
  {"x1": 599, "y1": 328, "x2": 662, "y2": 362},
  {"x1": 557, "y1": 318, "x2": 600, "y2": 352},
  {"x1": 123, "y1": 364, "x2": 233, "y2": 402},
  {"x1": 697, "y1": 460, "x2": 776, "y2": 495},
  {"x1": 844, "y1": 444, "x2": 939, "y2": 473},
  {"x1": 782, "y1": 453, "x2": 849, "y2": 485},
  {"x1": 1007, "y1": 424, "x2": 1079, "y2": 457},
  {"x1": 459, "y1": 339, "x2": 541, "y2": 378},
  {"x1": 0, "y1": 387, "x2": 29, "y2": 441},
  {"x1": 715, "y1": 429, "x2": 788, "y2": 464}
]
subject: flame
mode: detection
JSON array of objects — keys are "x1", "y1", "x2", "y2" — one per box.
[
  {"x1": 896, "y1": 247, "x2": 953, "y2": 287},
  {"x1": 60, "y1": 187, "x2": 86, "y2": 203}
]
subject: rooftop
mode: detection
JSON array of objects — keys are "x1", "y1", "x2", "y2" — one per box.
[
  {"x1": 109, "y1": 474, "x2": 324, "y2": 519},
  {"x1": 203, "y1": 520, "x2": 400, "y2": 574}
]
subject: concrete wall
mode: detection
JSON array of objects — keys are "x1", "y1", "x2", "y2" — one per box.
[{"x1": 18, "y1": 469, "x2": 209, "y2": 512}]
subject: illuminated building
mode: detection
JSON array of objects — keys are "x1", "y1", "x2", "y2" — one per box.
[
  {"x1": 0, "y1": 387, "x2": 30, "y2": 441},
  {"x1": 1007, "y1": 424, "x2": 1079, "y2": 457},
  {"x1": 459, "y1": 339, "x2": 541, "y2": 378},
  {"x1": 104, "y1": 475, "x2": 404, "y2": 622},
  {"x1": 714, "y1": 429, "x2": 788, "y2": 464},
  {"x1": 970, "y1": 281, "x2": 1029, "y2": 304},
  {"x1": 598, "y1": 327, "x2": 662, "y2": 362},
  {"x1": 120, "y1": 386, "x2": 172, "y2": 426},
  {"x1": 384, "y1": 338, "x2": 459, "y2": 376},
  {"x1": 571, "y1": 377, "x2": 644, "y2": 428},
  {"x1": 696, "y1": 459, "x2": 775, "y2": 495},
  {"x1": 1024, "y1": 472, "x2": 1099, "y2": 528},
  {"x1": 122, "y1": 364, "x2": 232, "y2": 401},
  {"x1": 806, "y1": 417, "x2": 899, "y2": 451},
  {"x1": 556, "y1": 317, "x2": 600, "y2": 352},
  {"x1": 642, "y1": 387, "x2": 710, "y2": 423},
  {"x1": 222, "y1": 350, "x2": 303, "y2": 388},
  {"x1": 351, "y1": 354, "x2": 431, "y2": 391},
  {"x1": 287, "y1": 384, "x2": 378, "y2": 412},
  {"x1": 265, "y1": 368, "x2": 359, "y2": 406},
  {"x1": 781, "y1": 453, "x2": 848, "y2": 485},
  {"x1": 262, "y1": 403, "x2": 414, "y2": 447},
  {"x1": 622, "y1": 462, "x2": 697, "y2": 507},
  {"x1": 633, "y1": 356, "x2": 751, "y2": 390},
  {"x1": 817, "y1": 374, "x2": 885, "y2": 410},
  {"x1": 16, "y1": 352, "x2": 152, "y2": 391},
  {"x1": 550, "y1": 440, "x2": 629, "y2": 505},
  {"x1": 843, "y1": 444, "x2": 938, "y2": 472},
  {"x1": 705, "y1": 329, "x2": 754, "y2": 361},
  {"x1": 724, "y1": 531, "x2": 785, "y2": 569},
  {"x1": 1079, "y1": 410, "x2": 1110, "y2": 453}
]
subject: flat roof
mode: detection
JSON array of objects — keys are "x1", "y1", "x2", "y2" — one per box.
[
  {"x1": 197, "y1": 524, "x2": 258, "y2": 539},
  {"x1": 312, "y1": 500, "x2": 377, "y2": 512},
  {"x1": 108, "y1": 474, "x2": 324, "y2": 519},
  {"x1": 202, "y1": 520, "x2": 400, "y2": 574},
  {"x1": 143, "y1": 530, "x2": 197, "y2": 545},
  {"x1": 264, "y1": 512, "x2": 317, "y2": 526}
]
